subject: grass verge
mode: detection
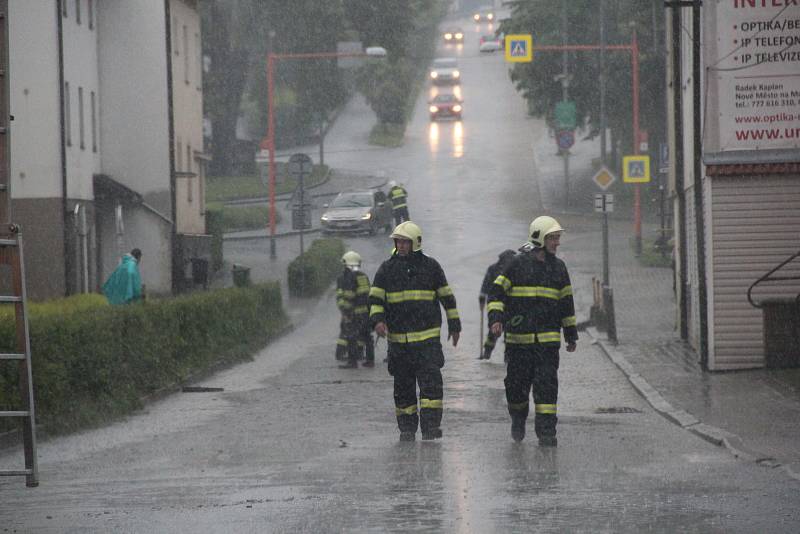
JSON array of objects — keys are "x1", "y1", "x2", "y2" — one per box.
[
  {"x1": 206, "y1": 164, "x2": 329, "y2": 202},
  {"x1": 369, "y1": 123, "x2": 406, "y2": 147}
]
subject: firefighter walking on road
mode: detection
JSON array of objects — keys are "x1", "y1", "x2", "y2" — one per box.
[
  {"x1": 488, "y1": 216, "x2": 578, "y2": 446},
  {"x1": 387, "y1": 180, "x2": 410, "y2": 225},
  {"x1": 478, "y1": 249, "x2": 517, "y2": 360},
  {"x1": 336, "y1": 251, "x2": 375, "y2": 369},
  {"x1": 370, "y1": 221, "x2": 461, "y2": 441}
]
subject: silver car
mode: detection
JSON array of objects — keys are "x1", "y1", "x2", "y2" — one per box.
[
  {"x1": 320, "y1": 190, "x2": 393, "y2": 234},
  {"x1": 429, "y1": 57, "x2": 460, "y2": 85}
]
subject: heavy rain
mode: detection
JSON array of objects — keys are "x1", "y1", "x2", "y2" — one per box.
[{"x1": 1, "y1": 0, "x2": 800, "y2": 532}]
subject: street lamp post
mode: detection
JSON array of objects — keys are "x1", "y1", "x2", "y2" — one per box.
[{"x1": 265, "y1": 47, "x2": 386, "y2": 259}]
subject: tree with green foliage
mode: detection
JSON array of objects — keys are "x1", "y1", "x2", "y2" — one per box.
[
  {"x1": 499, "y1": 0, "x2": 666, "y2": 167},
  {"x1": 201, "y1": 0, "x2": 349, "y2": 175}
]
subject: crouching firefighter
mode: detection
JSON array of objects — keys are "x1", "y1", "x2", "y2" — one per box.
[
  {"x1": 370, "y1": 221, "x2": 461, "y2": 441},
  {"x1": 487, "y1": 216, "x2": 578, "y2": 446},
  {"x1": 336, "y1": 251, "x2": 375, "y2": 369}
]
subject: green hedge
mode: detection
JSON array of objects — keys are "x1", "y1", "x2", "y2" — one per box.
[
  {"x1": 0, "y1": 285, "x2": 288, "y2": 434},
  {"x1": 287, "y1": 238, "x2": 345, "y2": 297}
]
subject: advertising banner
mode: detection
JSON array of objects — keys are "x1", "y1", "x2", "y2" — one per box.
[{"x1": 704, "y1": 1, "x2": 800, "y2": 164}]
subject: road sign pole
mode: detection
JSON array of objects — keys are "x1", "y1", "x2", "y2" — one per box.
[
  {"x1": 603, "y1": 211, "x2": 609, "y2": 287},
  {"x1": 632, "y1": 29, "x2": 642, "y2": 257},
  {"x1": 634, "y1": 184, "x2": 642, "y2": 255}
]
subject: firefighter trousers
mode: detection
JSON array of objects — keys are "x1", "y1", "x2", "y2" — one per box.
[
  {"x1": 336, "y1": 318, "x2": 372, "y2": 363},
  {"x1": 387, "y1": 342, "x2": 444, "y2": 434},
  {"x1": 504, "y1": 344, "x2": 560, "y2": 438},
  {"x1": 392, "y1": 207, "x2": 410, "y2": 226}
]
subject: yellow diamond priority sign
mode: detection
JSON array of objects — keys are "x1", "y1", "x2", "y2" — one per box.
[{"x1": 591, "y1": 166, "x2": 616, "y2": 191}]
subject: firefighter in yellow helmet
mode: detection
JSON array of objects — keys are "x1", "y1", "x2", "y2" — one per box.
[
  {"x1": 487, "y1": 216, "x2": 578, "y2": 446},
  {"x1": 336, "y1": 251, "x2": 375, "y2": 369},
  {"x1": 370, "y1": 221, "x2": 461, "y2": 441}
]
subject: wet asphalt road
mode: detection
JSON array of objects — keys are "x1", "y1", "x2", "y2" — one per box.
[{"x1": 2, "y1": 12, "x2": 800, "y2": 533}]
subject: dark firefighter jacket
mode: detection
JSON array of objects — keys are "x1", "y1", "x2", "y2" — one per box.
[
  {"x1": 479, "y1": 251, "x2": 517, "y2": 301},
  {"x1": 369, "y1": 251, "x2": 461, "y2": 344},
  {"x1": 337, "y1": 269, "x2": 371, "y2": 322},
  {"x1": 487, "y1": 250, "x2": 578, "y2": 347},
  {"x1": 388, "y1": 186, "x2": 408, "y2": 211}
]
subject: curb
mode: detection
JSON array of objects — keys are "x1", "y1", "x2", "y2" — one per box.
[{"x1": 586, "y1": 326, "x2": 800, "y2": 482}]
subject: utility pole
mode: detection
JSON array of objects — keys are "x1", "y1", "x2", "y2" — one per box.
[{"x1": 599, "y1": 0, "x2": 616, "y2": 344}]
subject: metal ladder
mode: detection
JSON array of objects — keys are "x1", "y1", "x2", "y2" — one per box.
[{"x1": 0, "y1": 226, "x2": 38, "y2": 487}]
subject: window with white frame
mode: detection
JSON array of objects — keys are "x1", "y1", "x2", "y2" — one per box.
[
  {"x1": 91, "y1": 90, "x2": 97, "y2": 152},
  {"x1": 65, "y1": 82, "x2": 71, "y2": 146},
  {"x1": 173, "y1": 17, "x2": 179, "y2": 55},
  {"x1": 78, "y1": 86, "x2": 85, "y2": 150},
  {"x1": 183, "y1": 25, "x2": 189, "y2": 84},
  {"x1": 195, "y1": 33, "x2": 202, "y2": 90},
  {"x1": 187, "y1": 144, "x2": 193, "y2": 202}
]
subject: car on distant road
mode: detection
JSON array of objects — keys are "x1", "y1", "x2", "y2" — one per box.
[
  {"x1": 473, "y1": 7, "x2": 495, "y2": 22},
  {"x1": 320, "y1": 190, "x2": 393, "y2": 235},
  {"x1": 429, "y1": 57, "x2": 460, "y2": 85},
  {"x1": 429, "y1": 93, "x2": 463, "y2": 121},
  {"x1": 443, "y1": 28, "x2": 464, "y2": 44},
  {"x1": 479, "y1": 34, "x2": 502, "y2": 53}
]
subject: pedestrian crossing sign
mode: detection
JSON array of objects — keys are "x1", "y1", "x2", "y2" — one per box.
[
  {"x1": 623, "y1": 155, "x2": 651, "y2": 183},
  {"x1": 505, "y1": 34, "x2": 532, "y2": 63}
]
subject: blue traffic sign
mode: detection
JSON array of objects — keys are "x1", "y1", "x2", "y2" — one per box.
[{"x1": 556, "y1": 130, "x2": 575, "y2": 151}]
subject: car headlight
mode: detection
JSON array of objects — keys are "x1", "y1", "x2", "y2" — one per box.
[
  {"x1": 453, "y1": 105, "x2": 462, "y2": 112},
  {"x1": 430, "y1": 71, "x2": 438, "y2": 79},
  {"x1": 361, "y1": 212, "x2": 372, "y2": 220},
  {"x1": 453, "y1": 70, "x2": 460, "y2": 78},
  {"x1": 473, "y1": 14, "x2": 480, "y2": 21},
  {"x1": 429, "y1": 105, "x2": 439, "y2": 113},
  {"x1": 488, "y1": 13, "x2": 494, "y2": 20},
  {"x1": 455, "y1": 33, "x2": 463, "y2": 39},
  {"x1": 444, "y1": 33, "x2": 453, "y2": 40},
  {"x1": 320, "y1": 214, "x2": 329, "y2": 222}
]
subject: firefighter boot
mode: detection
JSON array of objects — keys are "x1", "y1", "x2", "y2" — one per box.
[
  {"x1": 538, "y1": 436, "x2": 557, "y2": 447},
  {"x1": 399, "y1": 431, "x2": 416, "y2": 442},
  {"x1": 421, "y1": 428, "x2": 443, "y2": 440},
  {"x1": 511, "y1": 416, "x2": 526, "y2": 442}
]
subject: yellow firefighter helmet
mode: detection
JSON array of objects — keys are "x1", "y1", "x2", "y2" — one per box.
[
  {"x1": 529, "y1": 216, "x2": 564, "y2": 248},
  {"x1": 390, "y1": 221, "x2": 423, "y2": 252}
]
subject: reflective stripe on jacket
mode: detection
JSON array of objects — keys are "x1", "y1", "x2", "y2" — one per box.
[
  {"x1": 337, "y1": 269, "x2": 371, "y2": 320},
  {"x1": 487, "y1": 250, "x2": 577, "y2": 347},
  {"x1": 369, "y1": 251, "x2": 460, "y2": 344},
  {"x1": 389, "y1": 186, "x2": 408, "y2": 210}
]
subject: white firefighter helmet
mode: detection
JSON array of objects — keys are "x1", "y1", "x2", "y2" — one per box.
[
  {"x1": 341, "y1": 250, "x2": 362, "y2": 270},
  {"x1": 390, "y1": 221, "x2": 423, "y2": 252},
  {"x1": 529, "y1": 216, "x2": 564, "y2": 248},
  {"x1": 388, "y1": 180, "x2": 397, "y2": 188}
]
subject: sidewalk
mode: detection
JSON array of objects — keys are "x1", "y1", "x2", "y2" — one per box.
[{"x1": 587, "y1": 219, "x2": 800, "y2": 482}]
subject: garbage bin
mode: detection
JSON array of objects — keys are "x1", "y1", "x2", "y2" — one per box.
[
  {"x1": 191, "y1": 258, "x2": 209, "y2": 289},
  {"x1": 762, "y1": 298, "x2": 800, "y2": 368},
  {"x1": 232, "y1": 263, "x2": 251, "y2": 288}
]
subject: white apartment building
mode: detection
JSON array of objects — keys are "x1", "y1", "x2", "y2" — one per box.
[{"x1": 8, "y1": 0, "x2": 208, "y2": 300}]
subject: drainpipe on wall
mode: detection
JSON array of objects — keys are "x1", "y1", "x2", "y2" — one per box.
[
  {"x1": 669, "y1": 2, "x2": 688, "y2": 341},
  {"x1": 56, "y1": 0, "x2": 71, "y2": 297},
  {"x1": 692, "y1": 1, "x2": 709, "y2": 368}
]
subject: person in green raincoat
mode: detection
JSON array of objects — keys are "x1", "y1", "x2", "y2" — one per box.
[{"x1": 102, "y1": 248, "x2": 143, "y2": 305}]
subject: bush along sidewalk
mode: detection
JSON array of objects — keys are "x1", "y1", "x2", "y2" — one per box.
[
  {"x1": 288, "y1": 238, "x2": 345, "y2": 297},
  {"x1": 0, "y1": 285, "x2": 288, "y2": 436}
]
